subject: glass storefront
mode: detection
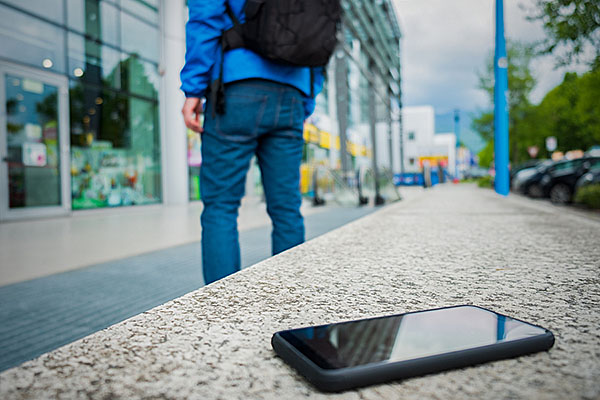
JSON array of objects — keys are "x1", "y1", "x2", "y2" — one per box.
[
  {"x1": 0, "y1": 4, "x2": 66, "y2": 75},
  {"x1": 4, "y1": 74, "x2": 62, "y2": 208},
  {"x1": 188, "y1": 128, "x2": 202, "y2": 201},
  {"x1": 0, "y1": 0, "x2": 162, "y2": 212}
]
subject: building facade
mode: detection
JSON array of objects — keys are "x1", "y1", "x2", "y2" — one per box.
[
  {"x1": 0, "y1": 0, "x2": 402, "y2": 222},
  {"x1": 402, "y1": 106, "x2": 457, "y2": 176}
]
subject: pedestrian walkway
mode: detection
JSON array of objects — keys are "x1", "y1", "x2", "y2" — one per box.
[
  {"x1": 0, "y1": 205, "x2": 376, "y2": 372},
  {"x1": 0, "y1": 197, "x2": 322, "y2": 286}
]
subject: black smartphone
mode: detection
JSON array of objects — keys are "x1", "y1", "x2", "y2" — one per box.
[{"x1": 272, "y1": 305, "x2": 554, "y2": 392}]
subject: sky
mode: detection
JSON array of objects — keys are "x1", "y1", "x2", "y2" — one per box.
[{"x1": 391, "y1": 0, "x2": 590, "y2": 151}]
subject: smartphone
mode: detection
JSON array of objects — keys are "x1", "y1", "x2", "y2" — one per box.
[{"x1": 272, "y1": 305, "x2": 554, "y2": 392}]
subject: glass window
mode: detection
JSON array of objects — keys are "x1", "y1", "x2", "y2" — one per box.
[
  {"x1": 188, "y1": 128, "x2": 202, "y2": 201},
  {"x1": 68, "y1": 33, "x2": 122, "y2": 89},
  {"x1": 70, "y1": 84, "x2": 128, "y2": 148},
  {"x1": 121, "y1": 12, "x2": 160, "y2": 62},
  {"x1": 128, "y1": 97, "x2": 161, "y2": 202},
  {"x1": 67, "y1": 0, "x2": 120, "y2": 46},
  {"x1": 359, "y1": 70, "x2": 369, "y2": 124},
  {"x1": 408, "y1": 131, "x2": 415, "y2": 141},
  {"x1": 552, "y1": 160, "x2": 582, "y2": 172},
  {"x1": 0, "y1": 5, "x2": 65, "y2": 73},
  {"x1": 315, "y1": 72, "x2": 328, "y2": 115},
  {"x1": 121, "y1": 0, "x2": 160, "y2": 25},
  {"x1": 347, "y1": 59, "x2": 360, "y2": 129},
  {"x1": 344, "y1": 28, "x2": 355, "y2": 48},
  {"x1": 4, "y1": 74, "x2": 62, "y2": 208},
  {"x1": 69, "y1": 82, "x2": 162, "y2": 209},
  {"x1": 375, "y1": 75, "x2": 387, "y2": 122},
  {"x1": 1, "y1": 0, "x2": 64, "y2": 24},
  {"x1": 121, "y1": 54, "x2": 159, "y2": 99}
]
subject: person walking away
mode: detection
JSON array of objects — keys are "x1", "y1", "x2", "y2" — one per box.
[
  {"x1": 423, "y1": 160, "x2": 432, "y2": 188},
  {"x1": 180, "y1": 0, "x2": 340, "y2": 284}
]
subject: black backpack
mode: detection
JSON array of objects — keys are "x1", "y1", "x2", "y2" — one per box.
[
  {"x1": 224, "y1": 0, "x2": 342, "y2": 67},
  {"x1": 211, "y1": 0, "x2": 342, "y2": 115}
]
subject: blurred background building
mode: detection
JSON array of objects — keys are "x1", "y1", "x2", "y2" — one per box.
[
  {"x1": 0, "y1": 0, "x2": 403, "y2": 222},
  {"x1": 402, "y1": 106, "x2": 456, "y2": 176}
]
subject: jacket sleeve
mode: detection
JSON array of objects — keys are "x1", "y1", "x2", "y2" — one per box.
[
  {"x1": 303, "y1": 67, "x2": 325, "y2": 117},
  {"x1": 180, "y1": 0, "x2": 227, "y2": 98}
]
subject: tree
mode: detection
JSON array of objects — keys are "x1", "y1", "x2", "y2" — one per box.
[
  {"x1": 472, "y1": 41, "x2": 537, "y2": 164},
  {"x1": 528, "y1": 0, "x2": 600, "y2": 68},
  {"x1": 535, "y1": 69, "x2": 600, "y2": 152},
  {"x1": 478, "y1": 140, "x2": 494, "y2": 168},
  {"x1": 477, "y1": 42, "x2": 537, "y2": 115}
]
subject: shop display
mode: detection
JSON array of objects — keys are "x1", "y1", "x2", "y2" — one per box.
[
  {"x1": 187, "y1": 128, "x2": 202, "y2": 201},
  {"x1": 71, "y1": 141, "x2": 160, "y2": 209}
]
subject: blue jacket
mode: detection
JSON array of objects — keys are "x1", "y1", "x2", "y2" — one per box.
[{"x1": 181, "y1": 0, "x2": 324, "y2": 117}]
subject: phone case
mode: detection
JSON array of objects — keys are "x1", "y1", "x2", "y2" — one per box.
[{"x1": 271, "y1": 305, "x2": 555, "y2": 392}]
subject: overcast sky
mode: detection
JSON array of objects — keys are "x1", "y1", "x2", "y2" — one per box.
[{"x1": 392, "y1": 0, "x2": 589, "y2": 114}]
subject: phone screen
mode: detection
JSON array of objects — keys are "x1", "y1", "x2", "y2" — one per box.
[{"x1": 279, "y1": 306, "x2": 547, "y2": 369}]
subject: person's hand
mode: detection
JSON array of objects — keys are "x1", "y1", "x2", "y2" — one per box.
[{"x1": 182, "y1": 97, "x2": 203, "y2": 133}]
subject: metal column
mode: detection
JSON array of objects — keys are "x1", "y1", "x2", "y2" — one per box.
[
  {"x1": 368, "y1": 63, "x2": 384, "y2": 205},
  {"x1": 387, "y1": 92, "x2": 394, "y2": 173},
  {"x1": 334, "y1": 49, "x2": 351, "y2": 178},
  {"x1": 160, "y1": 0, "x2": 189, "y2": 204},
  {"x1": 494, "y1": 0, "x2": 510, "y2": 196}
]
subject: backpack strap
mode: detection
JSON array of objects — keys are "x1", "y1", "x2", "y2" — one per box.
[
  {"x1": 223, "y1": 2, "x2": 245, "y2": 51},
  {"x1": 211, "y1": 2, "x2": 242, "y2": 116},
  {"x1": 210, "y1": 34, "x2": 227, "y2": 117},
  {"x1": 224, "y1": 1, "x2": 241, "y2": 26}
]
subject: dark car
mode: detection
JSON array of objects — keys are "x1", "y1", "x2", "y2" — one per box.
[
  {"x1": 510, "y1": 159, "x2": 545, "y2": 182},
  {"x1": 539, "y1": 157, "x2": 600, "y2": 203},
  {"x1": 575, "y1": 163, "x2": 600, "y2": 190},
  {"x1": 512, "y1": 160, "x2": 555, "y2": 197}
]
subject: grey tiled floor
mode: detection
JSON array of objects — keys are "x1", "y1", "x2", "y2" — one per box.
[{"x1": 0, "y1": 206, "x2": 376, "y2": 372}]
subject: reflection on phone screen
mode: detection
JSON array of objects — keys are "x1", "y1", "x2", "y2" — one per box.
[{"x1": 282, "y1": 306, "x2": 546, "y2": 369}]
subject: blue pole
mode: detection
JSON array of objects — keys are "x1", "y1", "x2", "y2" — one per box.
[{"x1": 494, "y1": 0, "x2": 509, "y2": 196}]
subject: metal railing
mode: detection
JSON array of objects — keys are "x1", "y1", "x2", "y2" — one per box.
[{"x1": 310, "y1": 165, "x2": 401, "y2": 207}]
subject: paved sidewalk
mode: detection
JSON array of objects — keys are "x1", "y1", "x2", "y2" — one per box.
[
  {"x1": 1, "y1": 184, "x2": 598, "y2": 399},
  {"x1": 0, "y1": 205, "x2": 376, "y2": 373},
  {"x1": 0, "y1": 197, "x2": 325, "y2": 286}
]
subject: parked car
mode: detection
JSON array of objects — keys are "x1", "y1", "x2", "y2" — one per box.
[
  {"x1": 575, "y1": 163, "x2": 600, "y2": 190},
  {"x1": 512, "y1": 160, "x2": 555, "y2": 197},
  {"x1": 510, "y1": 159, "x2": 545, "y2": 182},
  {"x1": 540, "y1": 157, "x2": 600, "y2": 203}
]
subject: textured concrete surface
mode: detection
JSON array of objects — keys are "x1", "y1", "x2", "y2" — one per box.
[{"x1": 1, "y1": 184, "x2": 599, "y2": 399}]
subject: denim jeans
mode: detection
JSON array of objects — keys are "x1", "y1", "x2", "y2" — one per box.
[{"x1": 201, "y1": 79, "x2": 305, "y2": 284}]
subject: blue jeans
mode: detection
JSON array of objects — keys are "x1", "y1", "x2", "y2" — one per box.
[{"x1": 201, "y1": 79, "x2": 305, "y2": 284}]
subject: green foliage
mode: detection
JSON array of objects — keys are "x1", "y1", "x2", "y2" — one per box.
[
  {"x1": 535, "y1": 69, "x2": 600, "y2": 152},
  {"x1": 472, "y1": 112, "x2": 494, "y2": 143},
  {"x1": 477, "y1": 140, "x2": 494, "y2": 168},
  {"x1": 473, "y1": 44, "x2": 600, "y2": 166},
  {"x1": 477, "y1": 42, "x2": 536, "y2": 112},
  {"x1": 574, "y1": 184, "x2": 600, "y2": 209},
  {"x1": 477, "y1": 175, "x2": 494, "y2": 189},
  {"x1": 473, "y1": 41, "x2": 538, "y2": 165},
  {"x1": 528, "y1": 0, "x2": 600, "y2": 67}
]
